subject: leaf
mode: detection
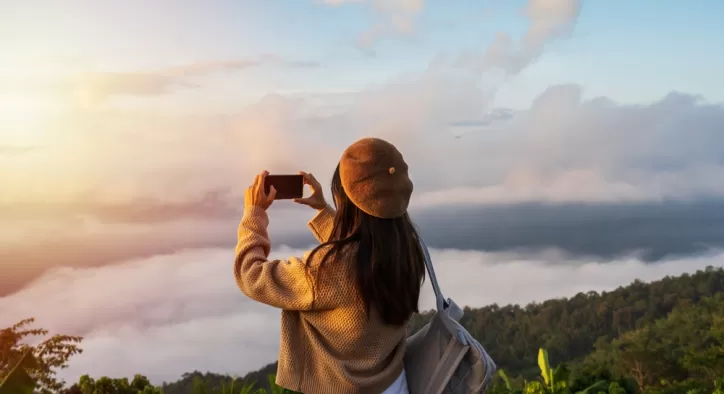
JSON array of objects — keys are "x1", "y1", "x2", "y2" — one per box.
[
  {"x1": 525, "y1": 381, "x2": 546, "y2": 394},
  {"x1": 499, "y1": 369, "x2": 514, "y2": 391},
  {"x1": 239, "y1": 380, "x2": 257, "y2": 394},
  {"x1": 268, "y1": 374, "x2": 285, "y2": 394},
  {"x1": 538, "y1": 348, "x2": 553, "y2": 387},
  {"x1": 575, "y1": 380, "x2": 608, "y2": 394},
  {"x1": 552, "y1": 365, "x2": 570, "y2": 387}
]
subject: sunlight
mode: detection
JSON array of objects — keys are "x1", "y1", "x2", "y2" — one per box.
[{"x1": 0, "y1": 94, "x2": 52, "y2": 145}]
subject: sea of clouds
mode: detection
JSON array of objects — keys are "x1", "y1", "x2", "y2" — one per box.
[{"x1": 1, "y1": 245, "x2": 722, "y2": 385}]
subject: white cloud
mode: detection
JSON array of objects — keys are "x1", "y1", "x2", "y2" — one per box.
[
  {"x1": 330, "y1": 0, "x2": 581, "y2": 58},
  {"x1": 1, "y1": 245, "x2": 722, "y2": 385},
  {"x1": 457, "y1": 0, "x2": 582, "y2": 74},
  {"x1": 321, "y1": 0, "x2": 426, "y2": 51},
  {"x1": 0, "y1": 57, "x2": 319, "y2": 106},
  {"x1": 4, "y1": 78, "x2": 724, "y2": 212}
]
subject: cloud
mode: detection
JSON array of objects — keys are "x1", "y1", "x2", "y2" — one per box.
[
  {"x1": 5, "y1": 198, "x2": 724, "y2": 298},
  {"x1": 0, "y1": 56, "x2": 320, "y2": 103},
  {"x1": 1, "y1": 246, "x2": 722, "y2": 385},
  {"x1": 412, "y1": 200, "x2": 724, "y2": 262},
  {"x1": 75, "y1": 57, "x2": 319, "y2": 102},
  {"x1": 321, "y1": 0, "x2": 425, "y2": 51},
  {"x1": 3, "y1": 9, "x2": 724, "y2": 299},
  {"x1": 3, "y1": 75, "x2": 724, "y2": 296},
  {"x1": 457, "y1": 0, "x2": 582, "y2": 74},
  {"x1": 333, "y1": 0, "x2": 581, "y2": 57},
  {"x1": 0, "y1": 145, "x2": 37, "y2": 155},
  {"x1": 8, "y1": 80, "x2": 722, "y2": 205},
  {"x1": 0, "y1": 201, "x2": 316, "y2": 298}
]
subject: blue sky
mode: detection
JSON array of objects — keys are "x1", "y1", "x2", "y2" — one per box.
[{"x1": 3, "y1": 0, "x2": 723, "y2": 111}]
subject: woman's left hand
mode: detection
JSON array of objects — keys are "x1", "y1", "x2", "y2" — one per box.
[{"x1": 245, "y1": 170, "x2": 276, "y2": 210}]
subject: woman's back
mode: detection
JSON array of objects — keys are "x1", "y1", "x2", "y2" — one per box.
[{"x1": 235, "y1": 138, "x2": 423, "y2": 394}]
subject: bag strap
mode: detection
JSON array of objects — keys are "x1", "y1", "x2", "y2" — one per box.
[
  {"x1": 417, "y1": 229, "x2": 448, "y2": 312},
  {"x1": 417, "y1": 228, "x2": 468, "y2": 344}
]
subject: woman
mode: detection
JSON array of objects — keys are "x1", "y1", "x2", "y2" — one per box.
[{"x1": 235, "y1": 137, "x2": 426, "y2": 394}]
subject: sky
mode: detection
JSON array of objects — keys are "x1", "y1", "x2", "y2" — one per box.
[{"x1": 1, "y1": 0, "x2": 724, "y2": 386}]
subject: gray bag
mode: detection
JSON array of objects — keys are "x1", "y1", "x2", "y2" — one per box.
[{"x1": 404, "y1": 235, "x2": 497, "y2": 394}]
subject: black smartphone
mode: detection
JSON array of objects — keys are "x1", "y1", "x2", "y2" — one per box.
[{"x1": 264, "y1": 175, "x2": 304, "y2": 200}]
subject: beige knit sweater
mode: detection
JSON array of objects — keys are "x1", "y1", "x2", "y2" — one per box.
[{"x1": 234, "y1": 205, "x2": 407, "y2": 394}]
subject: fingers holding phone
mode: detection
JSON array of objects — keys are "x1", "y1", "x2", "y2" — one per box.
[
  {"x1": 294, "y1": 171, "x2": 327, "y2": 210},
  {"x1": 245, "y1": 170, "x2": 276, "y2": 210}
]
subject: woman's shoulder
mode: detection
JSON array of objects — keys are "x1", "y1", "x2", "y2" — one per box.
[
  {"x1": 305, "y1": 242, "x2": 358, "y2": 270},
  {"x1": 306, "y1": 244, "x2": 359, "y2": 289}
]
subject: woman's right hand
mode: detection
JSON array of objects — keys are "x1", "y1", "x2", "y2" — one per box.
[{"x1": 293, "y1": 171, "x2": 327, "y2": 210}]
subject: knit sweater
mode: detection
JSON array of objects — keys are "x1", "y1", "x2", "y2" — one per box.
[{"x1": 234, "y1": 204, "x2": 407, "y2": 394}]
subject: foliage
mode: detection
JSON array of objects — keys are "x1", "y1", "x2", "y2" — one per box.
[
  {"x1": 491, "y1": 348, "x2": 607, "y2": 394},
  {"x1": 164, "y1": 372, "x2": 293, "y2": 394},
  {"x1": 408, "y1": 266, "x2": 724, "y2": 376},
  {"x1": 161, "y1": 370, "x2": 271, "y2": 394},
  {"x1": 161, "y1": 364, "x2": 282, "y2": 394},
  {"x1": 491, "y1": 346, "x2": 722, "y2": 394},
  {"x1": 0, "y1": 317, "x2": 83, "y2": 393},
  {"x1": 60, "y1": 372, "x2": 294, "y2": 394},
  {"x1": 58, "y1": 374, "x2": 164, "y2": 394},
  {"x1": 582, "y1": 292, "x2": 724, "y2": 393},
  {"x1": 184, "y1": 373, "x2": 296, "y2": 394},
  {"x1": 0, "y1": 350, "x2": 38, "y2": 394},
  {"x1": 58, "y1": 372, "x2": 299, "y2": 394}
]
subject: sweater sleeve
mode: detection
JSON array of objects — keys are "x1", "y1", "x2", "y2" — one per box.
[
  {"x1": 234, "y1": 206, "x2": 315, "y2": 310},
  {"x1": 307, "y1": 204, "x2": 336, "y2": 243}
]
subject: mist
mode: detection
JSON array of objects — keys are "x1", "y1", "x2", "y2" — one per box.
[{"x1": 1, "y1": 245, "x2": 722, "y2": 385}]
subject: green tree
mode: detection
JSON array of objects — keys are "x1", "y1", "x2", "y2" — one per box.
[
  {"x1": 0, "y1": 318, "x2": 83, "y2": 393},
  {"x1": 187, "y1": 373, "x2": 278, "y2": 394},
  {"x1": 585, "y1": 293, "x2": 724, "y2": 392},
  {"x1": 60, "y1": 374, "x2": 163, "y2": 394}
]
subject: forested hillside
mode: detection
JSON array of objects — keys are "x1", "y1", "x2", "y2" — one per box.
[
  {"x1": 160, "y1": 266, "x2": 724, "y2": 394},
  {"x1": 411, "y1": 265, "x2": 724, "y2": 378},
  {"x1": 2, "y1": 266, "x2": 722, "y2": 393}
]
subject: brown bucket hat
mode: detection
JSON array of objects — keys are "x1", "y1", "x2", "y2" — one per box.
[{"x1": 339, "y1": 137, "x2": 413, "y2": 219}]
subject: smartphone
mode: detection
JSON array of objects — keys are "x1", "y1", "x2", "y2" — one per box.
[{"x1": 264, "y1": 174, "x2": 304, "y2": 200}]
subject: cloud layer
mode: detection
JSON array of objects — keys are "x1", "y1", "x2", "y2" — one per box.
[
  {"x1": 0, "y1": 56, "x2": 320, "y2": 105},
  {"x1": 4, "y1": 80, "x2": 724, "y2": 296},
  {"x1": 5, "y1": 83, "x2": 724, "y2": 209},
  {"x1": 1, "y1": 245, "x2": 722, "y2": 385}
]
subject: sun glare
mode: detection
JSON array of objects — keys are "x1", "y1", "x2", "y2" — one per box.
[{"x1": 0, "y1": 95, "x2": 51, "y2": 145}]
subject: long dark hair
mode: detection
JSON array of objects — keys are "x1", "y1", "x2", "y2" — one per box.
[{"x1": 308, "y1": 164, "x2": 426, "y2": 326}]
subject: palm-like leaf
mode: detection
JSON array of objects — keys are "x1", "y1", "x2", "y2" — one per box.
[
  {"x1": 538, "y1": 348, "x2": 553, "y2": 388},
  {"x1": 575, "y1": 380, "x2": 608, "y2": 394},
  {"x1": 499, "y1": 369, "x2": 514, "y2": 391}
]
